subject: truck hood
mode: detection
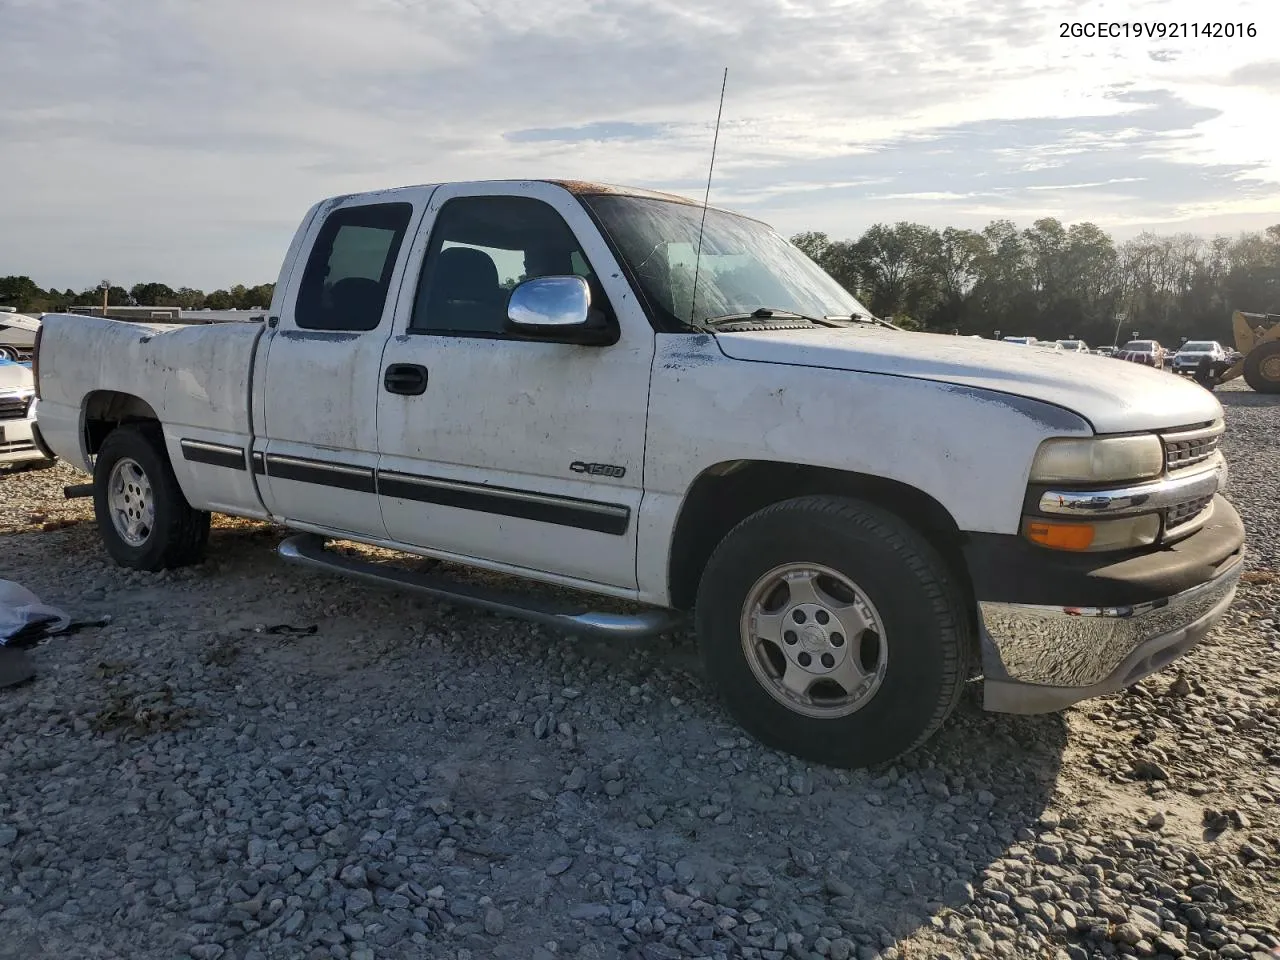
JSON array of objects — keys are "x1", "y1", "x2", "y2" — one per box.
[{"x1": 714, "y1": 327, "x2": 1222, "y2": 434}]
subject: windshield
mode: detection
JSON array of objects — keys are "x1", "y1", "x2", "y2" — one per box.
[
  {"x1": 580, "y1": 194, "x2": 869, "y2": 329},
  {"x1": 1180, "y1": 342, "x2": 1215, "y2": 352}
]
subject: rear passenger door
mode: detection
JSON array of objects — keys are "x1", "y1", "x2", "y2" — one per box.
[{"x1": 254, "y1": 191, "x2": 432, "y2": 537}]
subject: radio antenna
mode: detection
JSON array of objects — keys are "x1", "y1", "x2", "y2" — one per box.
[{"x1": 688, "y1": 67, "x2": 728, "y2": 327}]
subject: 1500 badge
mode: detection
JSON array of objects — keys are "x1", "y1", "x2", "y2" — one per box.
[{"x1": 570, "y1": 461, "x2": 626, "y2": 478}]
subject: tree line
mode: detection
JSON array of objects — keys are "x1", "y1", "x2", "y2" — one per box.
[
  {"x1": 5, "y1": 217, "x2": 1279, "y2": 345},
  {"x1": 0, "y1": 277, "x2": 275, "y2": 314},
  {"x1": 791, "y1": 220, "x2": 1280, "y2": 345}
]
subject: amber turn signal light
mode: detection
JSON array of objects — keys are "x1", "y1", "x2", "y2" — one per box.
[{"x1": 1023, "y1": 520, "x2": 1096, "y2": 551}]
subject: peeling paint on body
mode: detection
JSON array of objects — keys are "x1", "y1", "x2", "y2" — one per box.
[{"x1": 280, "y1": 330, "x2": 359, "y2": 344}]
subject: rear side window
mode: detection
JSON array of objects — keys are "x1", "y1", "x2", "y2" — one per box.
[{"x1": 295, "y1": 203, "x2": 413, "y2": 331}]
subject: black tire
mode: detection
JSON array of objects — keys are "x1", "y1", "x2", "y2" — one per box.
[
  {"x1": 694, "y1": 495, "x2": 972, "y2": 769},
  {"x1": 1243, "y1": 341, "x2": 1280, "y2": 394},
  {"x1": 92, "y1": 424, "x2": 211, "y2": 570}
]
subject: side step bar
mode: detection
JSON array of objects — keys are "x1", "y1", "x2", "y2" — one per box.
[{"x1": 277, "y1": 533, "x2": 686, "y2": 640}]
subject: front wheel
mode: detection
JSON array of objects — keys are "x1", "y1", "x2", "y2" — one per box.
[
  {"x1": 695, "y1": 495, "x2": 972, "y2": 769},
  {"x1": 93, "y1": 424, "x2": 211, "y2": 570}
]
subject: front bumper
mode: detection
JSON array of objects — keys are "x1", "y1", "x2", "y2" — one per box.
[
  {"x1": 970, "y1": 494, "x2": 1245, "y2": 714},
  {"x1": 979, "y1": 552, "x2": 1242, "y2": 713},
  {"x1": 0, "y1": 415, "x2": 43, "y2": 466}
]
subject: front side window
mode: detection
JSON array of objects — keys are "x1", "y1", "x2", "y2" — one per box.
[
  {"x1": 580, "y1": 194, "x2": 869, "y2": 330},
  {"x1": 411, "y1": 196, "x2": 604, "y2": 335},
  {"x1": 295, "y1": 202, "x2": 413, "y2": 331}
]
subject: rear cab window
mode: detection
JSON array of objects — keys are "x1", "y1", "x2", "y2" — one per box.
[{"x1": 294, "y1": 203, "x2": 414, "y2": 331}]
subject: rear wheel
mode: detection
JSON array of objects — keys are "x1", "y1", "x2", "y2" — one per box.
[
  {"x1": 694, "y1": 495, "x2": 972, "y2": 769},
  {"x1": 1243, "y1": 341, "x2": 1280, "y2": 394},
  {"x1": 93, "y1": 424, "x2": 210, "y2": 570}
]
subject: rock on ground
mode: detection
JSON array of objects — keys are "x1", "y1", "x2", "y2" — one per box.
[{"x1": 0, "y1": 382, "x2": 1277, "y2": 959}]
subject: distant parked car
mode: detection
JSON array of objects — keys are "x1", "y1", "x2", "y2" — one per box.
[
  {"x1": 1, "y1": 356, "x2": 51, "y2": 468},
  {"x1": 1093, "y1": 346, "x2": 1117, "y2": 357},
  {"x1": 1034, "y1": 340, "x2": 1064, "y2": 351},
  {"x1": 1117, "y1": 340, "x2": 1166, "y2": 369},
  {"x1": 1056, "y1": 339, "x2": 1090, "y2": 353},
  {"x1": 1171, "y1": 340, "x2": 1229, "y2": 375},
  {"x1": 0, "y1": 312, "x2": 40, "y2": 362},
  {"x1": 1001, "y1": 336, "x2": 1037, "y2": 346}
]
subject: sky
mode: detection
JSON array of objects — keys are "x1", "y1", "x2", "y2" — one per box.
[{"x1": 1, "y1": 0, "x2": 1278, "y2": 291}]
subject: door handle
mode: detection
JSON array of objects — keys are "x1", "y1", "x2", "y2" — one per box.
[{"x1": 384, "y1": 363, "x2": 428, "y2": 396}]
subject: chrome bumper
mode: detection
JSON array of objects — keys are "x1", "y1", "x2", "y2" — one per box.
[
  {"x1": 979, "y1": 553, "x2": 1243, "y2": 714},
  {"x1": 0, "y1": 415, "x2": 41, "y2": 465}
]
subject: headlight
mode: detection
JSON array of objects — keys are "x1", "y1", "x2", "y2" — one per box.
[{"x1": 1029, "y1": 436, "x2": 1163, "y2": 484}]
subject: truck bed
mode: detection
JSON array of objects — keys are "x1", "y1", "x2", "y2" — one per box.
[{"x1": 34, "y1": 313, "x2": 267, "y2": 515}]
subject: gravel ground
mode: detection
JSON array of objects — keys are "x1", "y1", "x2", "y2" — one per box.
[{"x1": 1, "y1": 382, "x2": 1278, "y2": 960}]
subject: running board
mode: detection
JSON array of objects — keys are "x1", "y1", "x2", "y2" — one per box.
[{"x1": 276, "y1": 533, "x2": 685, "y2": 640}]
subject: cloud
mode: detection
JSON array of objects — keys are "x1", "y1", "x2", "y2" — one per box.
[
  {"x1": 506, "y1": 122, "x2": 668, "y2": 144},
  {"x1": 1226, "y1": 60, "x2": 1280, "y2": 88},
  {"x1": 0, "y1": 0, "x2": 1276, "y2": 288}
]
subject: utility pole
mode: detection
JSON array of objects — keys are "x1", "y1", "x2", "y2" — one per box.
[{"x1": 98, "y1": 279, "x2": 111, "y2": 317}]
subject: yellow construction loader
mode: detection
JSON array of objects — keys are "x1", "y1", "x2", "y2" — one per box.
[{"x1": 1217, "y1": 310, "x2": 1280, "y2": 393}]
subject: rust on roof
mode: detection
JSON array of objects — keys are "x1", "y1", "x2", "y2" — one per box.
[{"x1": 542, "y1": 179, "x2": 702, "y2": 206}]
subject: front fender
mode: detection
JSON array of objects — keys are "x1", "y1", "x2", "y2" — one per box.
[{"x1": 634, "y1": 334, "x2": 1092, "y2": 604}]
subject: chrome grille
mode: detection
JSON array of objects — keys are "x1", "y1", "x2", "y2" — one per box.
[
  {"x1": 1166, "y1": 495, "x2": 1213, "y2": 530},
  {"x1": 0, "y1": 395, "x2": 30, "y2": 421},
  {"x1": 1162, "y1": 424, "x2": 1223, "y2": 473}
]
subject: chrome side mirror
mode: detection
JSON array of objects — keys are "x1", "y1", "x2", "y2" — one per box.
[{"x1": 507, "y1": 275, "x2": 590, "y2": 331}]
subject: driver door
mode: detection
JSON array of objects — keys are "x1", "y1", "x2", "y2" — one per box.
[{"x1": 374, "y1": 182, "x2": 654, "y2": 591}]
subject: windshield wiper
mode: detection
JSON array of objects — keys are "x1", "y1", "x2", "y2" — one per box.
[
  {"x1": 824, "y1": 313, "x2": 902, "y2": 331},
  {"x1": 703, "y1": 307, "x2": 839, "y2": 328}
]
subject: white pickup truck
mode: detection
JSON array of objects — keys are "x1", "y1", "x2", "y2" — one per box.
[{"x1": 31, "y1": 179, "x2": 1245, "y2": 768}]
